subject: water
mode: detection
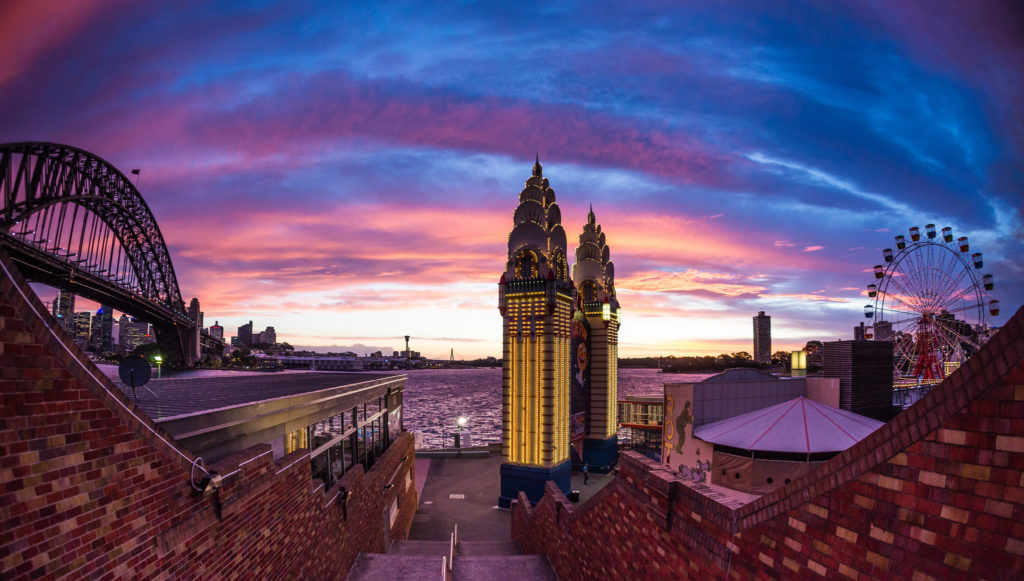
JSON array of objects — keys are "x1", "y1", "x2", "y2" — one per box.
[
  {"x1": 95, "y1": 363, "x2": 711, "y2": 449},
  {"x1": 403, "y1": 367, "x2": 713, "y2": 449}
]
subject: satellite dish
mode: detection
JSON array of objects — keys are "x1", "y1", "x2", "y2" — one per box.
[{"x1": 119, "y1": 355, "x2": 152, "y2": 400}]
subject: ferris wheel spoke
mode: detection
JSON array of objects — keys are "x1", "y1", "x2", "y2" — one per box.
[
  {"x1": 884, "y1": 267, "x2": 932, "y2": 310},
  {"x1": 877, "y1": 290, "x2": 925, "y2": 316},
  {"x1": 875, "y1": 312, "x2": 925, "y2": 327},
  {"x1": 873, "y1": 303, "x2": 921, "y2": 320}
]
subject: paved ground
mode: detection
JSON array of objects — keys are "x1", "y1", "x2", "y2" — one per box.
[{"x1": 408, "y1": 451, "x2": 616, "y2": 542}]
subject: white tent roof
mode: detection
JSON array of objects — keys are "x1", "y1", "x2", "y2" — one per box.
[{"x1": 692, "y1": 397, "x2": 884, "y2": 454}]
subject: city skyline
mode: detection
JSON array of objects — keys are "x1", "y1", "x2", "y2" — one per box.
[{"x1": 4, "y1": 2, "x2": 1022, "y2": 359}]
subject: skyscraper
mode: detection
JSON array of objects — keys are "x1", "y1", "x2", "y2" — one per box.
[
  {"x1": 74, "y1": 311, "x2": 92, "y2": 349},
  {"x1": 571, "y1": 206, "x2": 621, "y2": 470},
  {"x1": 51, "y1": 289, "x2": 75, "y2": 335},
  {"x1": 238, "y1": 321, "x2": 253, "y2": 346},
  {"x1": 497, "y1": 157, "x2": 573, "y2": 507},
  {"x1": 753, "y1": 311, "x2": 771, "y2": 364},
  {"x1": 89, "y1": 305, "x2": 114, "y2": 354},
  {"x1": 118, "y1": 314, "x2": 152, "y2": 354}
]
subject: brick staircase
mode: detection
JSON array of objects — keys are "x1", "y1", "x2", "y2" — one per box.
[{"x1": 346, "y1": 527, "x2": 557, "y2": 580}]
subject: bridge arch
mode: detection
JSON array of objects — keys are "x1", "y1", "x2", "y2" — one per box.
[
  {"x1": 1, "y1": 142, "x2": 185, "y2": 313},
  {"x1": 0, "y1": 142, "x2": 209, "y2": 364}
]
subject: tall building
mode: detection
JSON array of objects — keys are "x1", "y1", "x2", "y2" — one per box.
[
  {"x1": 209, "y1": 321, "x2": 224, "y2": 341},
  {"x1": 118, "y1": 314, "x2": 152, "y2": 354},
  {"x1": 89, "y1": 305, "x2": 114, "y2": 354},
  {"x1": 237, "y1": 320, "x2": 253, "y2": 347},
  {"x1": 753, "y1": 310, "x2": 771, "y2": 364},
  {"x1": 571, "y1": 206, "x2": 621, "y2": 470},
  {"x1": 822, "y1": 340, "x2": 894, "y2": 421},
  {"x1": 497, "y1": 157, "x2": 573, "y2": 507},
  {"x1": 73, "y1": 311, "x2": 92, "y2": 349},
  {"x1": 51, "y1": 289, "x2": 75, "y2": 335}
]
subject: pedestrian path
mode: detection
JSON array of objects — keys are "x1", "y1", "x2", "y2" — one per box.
[{"x1": 347, "y1": 450, "x2": 618, "y2": 580}]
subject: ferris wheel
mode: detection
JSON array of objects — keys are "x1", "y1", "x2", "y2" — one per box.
[{"x1": 863, "y1": 224, "x2": 999, "y2": 386}]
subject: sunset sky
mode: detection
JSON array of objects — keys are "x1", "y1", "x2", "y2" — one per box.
[{"x1": 3, "y1": 1, "x2": 1022, "y2": 359}]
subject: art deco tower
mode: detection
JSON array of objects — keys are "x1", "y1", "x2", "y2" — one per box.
[
  {"x1": 497, "y1": 156, "x2": 573, "y2": 507},
  {"x1": 572, "y1": 206, "x2": 621, "y2": 469}
]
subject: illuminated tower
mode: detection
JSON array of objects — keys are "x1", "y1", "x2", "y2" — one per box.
[
  {"x1": 571, "y1": 206, "x2": 621, "y2": 471},
  {"x1": 497, "y1": 156, "x2": 573, "y2": 507}
]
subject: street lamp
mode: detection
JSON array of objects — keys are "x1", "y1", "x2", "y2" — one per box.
[
  {"x1": 456, "y1": 416, "x2": 468, "y2": 456},
  {"x1": 154, "y1": 355, "x2": 163, "y2": 379}
]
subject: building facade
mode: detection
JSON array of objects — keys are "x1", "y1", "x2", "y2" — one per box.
[
  {"x1": 73, "y1": 310, "x2": 91, "y2": 348},
  {"x1": 88, "y1": 305, "x2": 114, "y2": 354},
  {"x1": 51, "y1": 289, "x2": 75, "y2": 334},
  {"x1": 237, "y1": 320, "x2": 253, "y2": 346},
  {"x1": 117, "y1": 314, "x2": 153, "y2": 353},
  {"x1": 571, "y1": 206, "x2": 620, "y2": 471},
  {"x1": 753, "y1": 310, "x2": 771, "y2": 364},
  {"x1": 209, "y1": 320, "x2": 224, "y2": 341},
  {"x1": 497, "y1": 157, "x2": 573, "y2": 507}
]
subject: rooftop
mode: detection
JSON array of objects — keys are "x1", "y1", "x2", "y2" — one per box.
[{"x1": 115, "y1": 371, "x2": 398, "y2": 420}]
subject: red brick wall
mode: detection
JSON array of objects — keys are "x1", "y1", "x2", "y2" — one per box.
[
  {"x1": 0, "y1": 251, "x2": 417, "y2": 580},
  {"x1": 513, "y1": 304, "x2": 1024, "y2": 580}
]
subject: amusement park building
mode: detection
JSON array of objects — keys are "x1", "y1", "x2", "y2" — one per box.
[
  {"x1": 512, "y1": 302, "x2": 1024, "y2": 580},
  {"x1": 498, "y1": 158, "x2": 622, "y2": 507}
]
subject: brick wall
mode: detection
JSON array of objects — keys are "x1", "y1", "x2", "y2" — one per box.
[
  {"x1": 513, "y1": 303, "x2": 1024, "y2": 580},
  {"x1": 0, "y1": 251, "x2": 417, "y2": 580}
]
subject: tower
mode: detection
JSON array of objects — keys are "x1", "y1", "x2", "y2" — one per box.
[
  {"x1": 571, "y1": 206, "x2": 621, "y2": 470},
  {"x1": 89, "y1": 305, "x2": 114, "y2": 354},
  {"x1": 753, "y1": 310, "x2": 771, "y2": 364},
  {"x1": 497, "y1": 156, "x2": 573, "y2": 507},
  {"x1": 51, "y1": 289, "x2": 75, "y2": 335}
]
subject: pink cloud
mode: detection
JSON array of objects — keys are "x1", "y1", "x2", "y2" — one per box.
[{"x1": 0, "y1": 0, "x2": 118, "y2": 87}]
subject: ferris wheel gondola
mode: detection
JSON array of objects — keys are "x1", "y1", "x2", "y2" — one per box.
[{"x1": 864, "y1": 224, "x2": 998, "y2": 387}]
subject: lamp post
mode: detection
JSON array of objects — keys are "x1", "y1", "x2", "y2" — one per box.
[
  {"x1": 456, "y1": 416, "x2": 467, "y2": 457},
  {"x1": 154, "y1": 355, "x2": 163, "y2": 379}
]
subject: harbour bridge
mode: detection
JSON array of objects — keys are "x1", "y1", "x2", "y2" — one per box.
[{"x1": 0, "y1": 142, "x2": 223, "y2": 365}]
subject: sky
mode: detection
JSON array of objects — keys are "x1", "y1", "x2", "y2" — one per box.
[{"x1": 2, "y1": 1, "x2": 1022, "y2": 359}]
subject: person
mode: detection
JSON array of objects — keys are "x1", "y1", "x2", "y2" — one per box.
[{"x1": 583, "y1": 463, "x2": 589, "y2": 485}]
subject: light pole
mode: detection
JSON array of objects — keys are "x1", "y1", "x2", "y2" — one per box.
[
  {"x1": 154, "y1": 355, "x2": 163, "y2": 379},
  {"x1": 456, "y1": 416, "x2": 467, "y2": 457}
]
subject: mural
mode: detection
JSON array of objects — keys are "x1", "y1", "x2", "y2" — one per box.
[
  {"x1": 570, "y1": 305, "x2": 591, "y2": 441},
  {"x1": 675, "y1": 401, "x2": 693, "y2": 453},
  {"x1": 679, "y1": 458, "x2": 712, "y2": 483}
]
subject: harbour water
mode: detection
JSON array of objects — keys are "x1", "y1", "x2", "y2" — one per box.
[
  {"x1": 96, "y1": 363, "x2": 711, "y2": 449},
  {"x1": 404, "y1": 367, "x2": 712, "y2": 449}
]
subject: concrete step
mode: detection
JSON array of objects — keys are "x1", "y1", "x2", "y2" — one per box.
[
  {"x1": 345, "y1": 553, "x2": 446, "y2": 581},
  {"x1": 457, "y1": 541, "x2": 522, "y2": 556},
  {"x1": 390, "y1": 540, "x2": 452, "y2": 556},
  {"x1": 453, "y1": 555, "x2": 557, "y2": 581}
]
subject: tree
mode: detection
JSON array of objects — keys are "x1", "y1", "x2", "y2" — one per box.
[
  {"x1": 132, "y1": 342, "x2": 161, "y2": 360},
  {"x1": 803, "y1": 340, "x2": 823, "y2": 354}
]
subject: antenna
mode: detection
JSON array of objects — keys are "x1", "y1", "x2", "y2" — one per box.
[{"x1": 118, "y1": 355, "x2": 154, "y2": 400}]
